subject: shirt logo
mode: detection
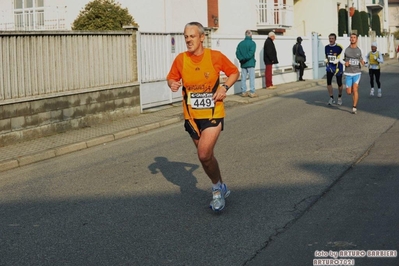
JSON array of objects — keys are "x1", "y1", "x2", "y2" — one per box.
[{"x1": 204, "y1": 72, "x2": 210, "y2": 79}]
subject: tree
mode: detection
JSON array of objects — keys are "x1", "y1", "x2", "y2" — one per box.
[
  {"x1": 72, "y1": 0, "x2": 138, "y2": 31},
  {"x1": 338, "y1": 8, "x2": 348, "y2": 36},
  {"x1": 360, "y1": 11, "x2": 369, "y2": 37},
  {"x1": 371, "y1": 14, "x2": 381, "y2": 36},
  {"x1": 351, "y1": 10, "x2": 362, "y2": 36}
]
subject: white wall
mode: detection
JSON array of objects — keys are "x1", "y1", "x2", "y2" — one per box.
[
  {"x1": 388, "y1": 4, "x2": 399, "y2": 34},
  {"x1": 286, "y1": 0, "x2": 339, "y2": 37},
  {"x1": 0, "y1": 1, "x2": 14, "y2": 26},
  {"x1": 217, "y1": 0, "x2": 259, "y2": 35}
]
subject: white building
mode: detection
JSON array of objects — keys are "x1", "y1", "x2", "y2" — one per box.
[
  {"x1": 0, "y1": 0, "x2": 393, "y2": 37},
  {"x1": 388, "y1": 0, "x2": 399, "y2": 34}
]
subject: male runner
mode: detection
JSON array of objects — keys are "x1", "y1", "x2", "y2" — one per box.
[
  {"x1": 324, "y1": 33, "x2": 344, "y2": 105},
  {"x1": 343, "y1": 33, "x2": 365, "y2": 114},
  {"x1": 167, "y1": 22, "x2": 239, "y2": 212}
]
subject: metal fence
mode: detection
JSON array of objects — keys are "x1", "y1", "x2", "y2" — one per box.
[
  {"x1": 0, "y1": 29, "x2": 393, "y2": 108},
  {"x1": 139, "y1": 32, "x2": 186, "y2": 83},
  {"x1": 0, "y1": 31, "x2": 136, "y2": 104}
]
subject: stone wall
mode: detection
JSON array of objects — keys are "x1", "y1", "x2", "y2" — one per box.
[{"x1": 0, "y1": 84, "x2": 140, "y2": 147}]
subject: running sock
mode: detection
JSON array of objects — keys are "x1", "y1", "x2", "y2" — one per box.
[
  {"x1": 338, "y1": 94, "x2": 342, "y2": 98},
  {"x1": 212, "y1": 181, "x2": 222, "y2": 190}
]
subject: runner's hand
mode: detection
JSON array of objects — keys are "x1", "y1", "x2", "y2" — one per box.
[
  {"x1": 213, "y1": 85, "x2": 227, "y2": 101},
  {"x1": 169, "y1": 80, "x2": 182, "y2": 92}
]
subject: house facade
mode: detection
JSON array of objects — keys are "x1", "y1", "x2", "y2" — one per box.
[
  {"x1": 0, "y1": 0, "x2": 67, "y2": 31},
  {"x1": 0, "y1": 0, "x2": 394, "y2": 37},
  {"x1": 388, "y1": 0, "x2": 399, "y2": 34}
]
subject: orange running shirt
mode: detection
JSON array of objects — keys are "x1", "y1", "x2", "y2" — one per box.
[{"x1": 167, "y1": 48, "x2": 238, "y2": 120}]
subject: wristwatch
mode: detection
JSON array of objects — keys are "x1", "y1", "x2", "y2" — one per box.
[{"x1": 221, "y1": 84, "x2": 229, "y2": 91}]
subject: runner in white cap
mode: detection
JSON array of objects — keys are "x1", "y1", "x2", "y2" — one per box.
[{"x1": 364, "y1": 42, "x2": 384, "y2": 97}]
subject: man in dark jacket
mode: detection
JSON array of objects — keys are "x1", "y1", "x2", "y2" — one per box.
[
  {"x1": 293, "y1": 36, "x2": 306, "y2": 81},
  {"x1": 236, "y1": 30, "x2": 257, "y2": 97},
  {"x1": 263, "y1": 31, "x2": 278, "y2": 89}
]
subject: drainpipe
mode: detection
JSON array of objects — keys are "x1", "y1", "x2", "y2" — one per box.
[
  {"x1": 312, "y1": 32, "x2": 319, "y2": 79},
  {"x1": 347, "y1": 0, "x2": 351, "y2": 34}
]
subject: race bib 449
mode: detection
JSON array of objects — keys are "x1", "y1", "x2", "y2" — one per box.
[{"x1": 189, "y1": 93, "x2": 215, "y2": 109}]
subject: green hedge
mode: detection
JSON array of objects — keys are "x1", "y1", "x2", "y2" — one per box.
[
  {"x1": 351, "y1": 10, "x2": 362, "y2": 35},
  {"x1": 371, "y1": 14, "x2": 381, "y2": 36},
  {"x1": 338, "y1": 9, "x2": 348, "y2": 36},
  {"x1": 360, "y1": 11, "x2": 369, "y2": 36}
]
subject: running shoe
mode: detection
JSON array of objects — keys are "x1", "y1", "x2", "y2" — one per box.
[
  {"x1": 248, "y1": 92, "x2": 258, "y2": 98},
  {"x1": 370, "y1": 88, "x2": 374, "y2": 96},
  {"x1": 241, "y1": 92, "x2": 248, "y2": 97},
  {"x1": 209, "y1": 183, "x2": 230, "y2": 212},
  {"x1": 377, "y1": 89, "x2": 382, "y2": 98},
  {"x1": 352, "y1": 107, "x2": 357, "y2": 114},
  {"x1": 337, "y1": 97, "x2": 342, "y2": 106},
  {"x1": 328, "y1": 98, "x2": 335, "y2": 105}
]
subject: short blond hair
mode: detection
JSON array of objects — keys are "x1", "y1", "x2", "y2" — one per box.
[{"x1": 268, "y1": 31, "x2": 276, "y2": 37}]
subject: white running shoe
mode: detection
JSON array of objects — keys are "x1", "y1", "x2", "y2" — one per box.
[
  {"x1": 209, "y1": 183, "x2": 230, "y2": 212},
  {"x1": 352, "y1": 107, "x2": 357, "y2": 114},
  {"x1": 370, "y1": 88, "x2": 374, "y2": 96},
  {"x1": 328, "y1": 98, "x2": 335, "y2": 105},
  {"x1": 337, "y1": 97, "x2": 342, "y2": 106},
  {"x1": 377, "y1": 89, "x2": 382, "y2": 98}
]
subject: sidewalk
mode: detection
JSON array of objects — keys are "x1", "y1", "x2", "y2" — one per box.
[
  {"x1": 0, "y1": 79, "x2": 326, "y2": 172},
  {"x1": 2, "y1": 56, "x2": 397, "y2": 173}
]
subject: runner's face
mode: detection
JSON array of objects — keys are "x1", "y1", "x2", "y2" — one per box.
[
  {"x1": 184, "y1": 25, "x2": 205, "y2": 55},
  {"x1": 371, "y1": 46, "x2": 377, "y2": 52},
  {"x1": 329, "y1": 36, "x2": 336, "y2": 45},
  {"x1": 350, "y1": 35, "x2": 357, "y2": 45}
]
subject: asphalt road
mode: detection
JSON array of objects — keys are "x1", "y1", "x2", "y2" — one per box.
[{"x1": 1, "y1": 64, "x2": 398, "y2": 266}]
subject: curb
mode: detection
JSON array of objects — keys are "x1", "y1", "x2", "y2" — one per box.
[
  {"x1": 0, "y1": 117, "x2": 184, "y2": 172},
  {"x1": 1, "y1": 59, "x2": 396, "y2": 173},
  {"x1": 0, "y1": 81, "x2": 325, "y2": 173}
]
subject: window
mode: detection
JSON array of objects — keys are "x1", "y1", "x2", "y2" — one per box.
[
  {"x1": 14, "y1": 0, "x2": 23, "y2": 9},
  {"x1": 14, "y1": 0, "x2": 45, "y2": 30},
  {"x1": 14, "y1": 0, "x2": 43, "y2": 9},
  {"x1": 36, "y1": 0, "x2": 44, "y2": 7}
]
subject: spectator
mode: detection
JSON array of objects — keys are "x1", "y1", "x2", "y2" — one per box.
[
  {"x1": 292, "y1": 36, "x2": 306, "y2": 81},
  {"x1": 236, "y1": 30, "x2": 257, "y2": 98},
  {"x1": 263, "y1": 31, "x2": 278, "y2": 89}
]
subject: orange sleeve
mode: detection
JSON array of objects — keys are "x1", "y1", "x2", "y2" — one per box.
[
  {"x1": 166, "y1": 53, "x2": 184, "y2": 81},
  {"x1": 210, "y1": 50, "x2": 239, "y2": 76},
  {"x1": 166, "y1": 50, "x2": 238, "y2": 81}
]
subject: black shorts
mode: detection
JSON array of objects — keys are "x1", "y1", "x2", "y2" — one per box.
[
  {"x1": 184, "y1": 118, "x2": 224, "y2": 140},
  {"x1": 326, "y1": 71, "x2": 343, "y2": 87}
]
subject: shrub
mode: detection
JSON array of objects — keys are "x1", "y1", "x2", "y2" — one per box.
[
  {"x1": 371, "y1": 14, "x2": 381, "y2": 36},
  {"x1": 72, "y1": 0, "x2": 138, "y2": 31},
  {"x1": 338, "y1": 9, "x2": 348, "y2": 36}
]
